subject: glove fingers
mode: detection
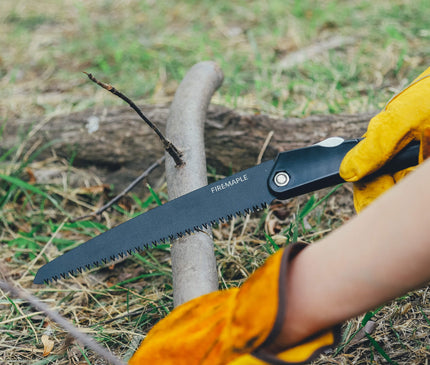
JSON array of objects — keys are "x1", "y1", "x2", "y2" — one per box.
[
  {"x1": 392, "y1": 128, "x2": 430, "y2": 182},
  {"x1": 348, "y1": 126, "x2": 430, "y2": 212},
  {"x1": 340, "y1": 114, "x2": 413, "y2": 181},
  {"x1": 340, "y1": 74, "x2": 430, "y2": 182},
  {"x1": 352, "y1": 175, "x2": 395, "y2": 212}
]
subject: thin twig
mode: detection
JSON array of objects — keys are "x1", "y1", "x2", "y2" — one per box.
[
  {"x1": 72, "y1": 155, "x2": 166, "y2": 222},
  {"x1": 257, "y1": 130, "x2": 274, "y2": 164},
  {"x1": 84, "y1": 72, "x2": 184, "y2": 166},
  {"x1": 0, "y1": 280, "x2": 126, "y2": 365}
]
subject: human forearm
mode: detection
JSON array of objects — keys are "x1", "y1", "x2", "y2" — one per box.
[{"x1": 272, "y1": 157, "x2": 430, "y2": 350}]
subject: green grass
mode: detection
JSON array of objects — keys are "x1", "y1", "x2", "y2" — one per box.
[
  {"x1": 1, "y1": 0, "x2": 430, "y2": 364},
  {"x1": 1, "y1": 1, "x2": 429, "y2": 118}
]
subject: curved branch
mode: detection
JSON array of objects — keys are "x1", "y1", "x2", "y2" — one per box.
[{"x1": 165, "y1": 61, "x2": 224, "y2": 307}]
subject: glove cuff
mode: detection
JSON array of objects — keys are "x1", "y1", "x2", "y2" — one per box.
[
  {"x1": 259, "y1": 243, "x2": 308, "y2": 348},
  {"x1": 252, "y1": 242, "x2": 342, "y2": 364},
  {"x1": 251, "y1": 327, "x2": 341, "y2": 364}
]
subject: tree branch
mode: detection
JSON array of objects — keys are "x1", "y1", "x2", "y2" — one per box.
[
  {"x1": 165, "y1": 61, "x2": 224, "y2": 307},
  {"x1": 84, "y1": 72, "x2": 184, "y2": 166},
  {"x1": 0, "y1": 280, "x2": 125, "y2": 365}
]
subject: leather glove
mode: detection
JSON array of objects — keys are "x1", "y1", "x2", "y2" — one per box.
[
  {"x1": 129, "y1": 243, "x2": 340, "y2": 365},
  {"x1": 340, "y1": 67, "x2": 430, "y2": 212}
]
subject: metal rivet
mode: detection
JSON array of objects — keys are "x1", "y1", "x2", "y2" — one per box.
[{"x1": 274, "y1": 171, "x2": 290, "y2": 187}]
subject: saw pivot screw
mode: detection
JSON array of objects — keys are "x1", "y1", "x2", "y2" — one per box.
[{"x1": 274, "y1": 171, "x2": 290, "y2": 187}]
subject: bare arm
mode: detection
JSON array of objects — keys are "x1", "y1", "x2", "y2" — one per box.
[{"x1": 272, "y1": 157, "x2": 430, "y2": 350}]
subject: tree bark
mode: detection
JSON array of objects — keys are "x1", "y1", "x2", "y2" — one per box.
[
  {"x1": 3, "y1": 106, "x2": 375, "y2": 192},
  {"x1": 165, "y1": 61, "x2": 223, "y2": 307}
]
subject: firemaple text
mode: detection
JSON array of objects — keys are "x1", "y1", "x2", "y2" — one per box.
[{"x1": 210, "y1": 174, "x2": 248, "y2": 193}]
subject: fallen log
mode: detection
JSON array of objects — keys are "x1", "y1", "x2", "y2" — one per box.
[{"x1": 3, "y1": 105, "x2": 375, "y2": 189}]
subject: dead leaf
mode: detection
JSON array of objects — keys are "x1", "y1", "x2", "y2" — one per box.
[
  {"x1": 118, "y1": 195, "x2": 133, "y2": 212},
  {"x1": 25, "y1": 167, "x2": 37, "y2": 184},
  {"x1": 76, "y1": 184, "x2": 110, "y2": 195},
  {"x1": 401, "y1": 302, "x2": 412, "y2": 315},
  {"x1": 41, "y1": 334, "x2": 55, "y2": 356},
  {"x1": 270, "y1": 201, "x2": 292, "y2": 220}
]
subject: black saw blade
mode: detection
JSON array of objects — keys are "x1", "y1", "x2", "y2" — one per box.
[{"x1": 34, "y1": 160, "x2": 276, "y2": 284}]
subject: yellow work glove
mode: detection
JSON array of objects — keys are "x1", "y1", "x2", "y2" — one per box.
[
  {"x1": 129, "y1": 243, "x2": 340, "y2": 365},
  {"x1": 340, "y1": 67, "x2": 430, "y2": 212}
]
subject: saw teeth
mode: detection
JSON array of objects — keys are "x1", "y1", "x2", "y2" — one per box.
[{"x1": 36, "y1": 194, "x2": 272, "y2": 284}]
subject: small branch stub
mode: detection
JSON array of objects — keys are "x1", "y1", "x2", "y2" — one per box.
[{"x1": 84, "y1": 72, "x2": 184, "y2": 166}]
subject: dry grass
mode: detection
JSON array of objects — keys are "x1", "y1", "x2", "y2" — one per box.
[{"x1": 1, "y1": 0, "x2": 430, "y2": 364}]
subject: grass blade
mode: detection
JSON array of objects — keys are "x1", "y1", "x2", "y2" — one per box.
[
  {"x1": 0, "y1": 173, "x2": 63, "y2": 212},
  {"x1": 146, "y1": 183, "x2": 162, "y2": 206},
  {"x1": 365, "y1": 333, "x2": 398, "y2": 365}
]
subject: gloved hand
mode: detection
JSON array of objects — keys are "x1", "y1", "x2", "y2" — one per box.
[
  {"x1": 129, "y1": 243, "x2": 340, "y2": 365},
  {"x1": 340, "y1": 67, "x2": 430, "y2": 212}
]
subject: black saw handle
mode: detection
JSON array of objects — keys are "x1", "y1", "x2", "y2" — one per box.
[{"x1": 268, "y1": 137, "x2": 420, "y2": 200}]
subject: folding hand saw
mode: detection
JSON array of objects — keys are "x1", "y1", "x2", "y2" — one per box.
[{"x1": 34, "y1": 137, "x2": 419, "y2": 284}]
